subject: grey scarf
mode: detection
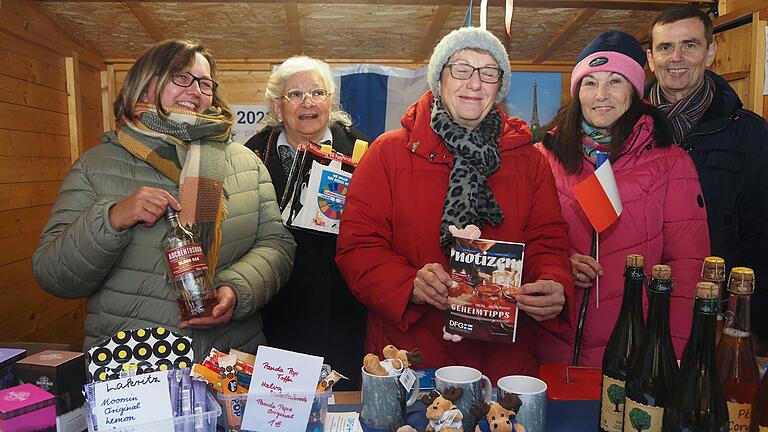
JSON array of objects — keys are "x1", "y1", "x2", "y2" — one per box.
[{"x1": 430, "y1": 98, "x2": 504, "y2": 253}]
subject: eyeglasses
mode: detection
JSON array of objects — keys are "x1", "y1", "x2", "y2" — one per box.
[
  {"x1": 171, "y1": 72, "x2": 218, "y2": 96},
  {"x1": 443, "y1": 63, "x2": 503, "y2": 84},
  {"x1": 283, "y1": 89, "x2": 329, "y2": 105}
]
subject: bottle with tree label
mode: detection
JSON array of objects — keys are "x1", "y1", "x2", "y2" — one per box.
[
  {"x1": 716, "y1": 267, "x2": 758, "y2": 432},
  {"x1": 663, "y1": 281, "x2": 728, "y2": 432},
  {"x1": 161, "y1": 206, "x2": 217, "y2": 321},
  {"x1": 624, "y1": 264, "x2": 679, "y2": 432},
  {"x1": 599, "y1": 254, "x2": 646, "y2": 432}
]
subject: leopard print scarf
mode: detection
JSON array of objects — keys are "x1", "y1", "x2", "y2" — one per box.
[{"x1": 431, "y1": 98, "x2": 504, "y2": 253}]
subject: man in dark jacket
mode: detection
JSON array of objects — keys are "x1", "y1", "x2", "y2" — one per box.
[{"x1": 646, "y1": 5, "x2": 768, "y2": 338}]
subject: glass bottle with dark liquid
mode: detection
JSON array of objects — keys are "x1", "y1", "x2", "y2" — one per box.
[
  {"x1": 663, "y1": 281, "x2": 728, "y2": 432},
  {"x1": 716, "y1": 267, "x2": 758, "y2": 432},
  {"x1": 161, "y1": 206, "x2": 216, "y2": 320},
  {"x1": 624, "y1": 264, "x2": 679, "y2": 432},
  {"x1": 700, "y1": 257, "x2": 726, "y2": 344},
  {"x1": 751, "y1": 372, "x2": 768, "y2": 431},
  {"x1": 600, "y1": 254, "x2": 646, "y2": 432}
]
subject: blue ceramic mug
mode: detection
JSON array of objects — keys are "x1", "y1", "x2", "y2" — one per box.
[
  {"x1": 359, "y1": 365, "x2": 421, "y2": 429},
  {"x1": 435, "y1": 366, "x2": 493, "y2": 431},
  {"x1": 497, "y1": 375, "x2": 547, "y2": 432}
]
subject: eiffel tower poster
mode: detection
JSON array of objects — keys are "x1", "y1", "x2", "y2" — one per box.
[{"x1": 502, "y1": 72, "x2": 562, "y2": 143}]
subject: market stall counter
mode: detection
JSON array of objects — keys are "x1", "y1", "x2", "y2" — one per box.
[{"x1": 330, "y1": 391, "x2": 599, "y2": 431}]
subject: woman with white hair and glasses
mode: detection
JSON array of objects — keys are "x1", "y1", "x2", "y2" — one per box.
[{"x1": 245, "y1": 55, "x2": 369, "y2": 389}]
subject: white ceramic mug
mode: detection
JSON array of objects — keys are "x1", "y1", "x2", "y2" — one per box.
[
  {"x1": 435, "y1": 366, "x2": 493, "y2": 430},
  {"x1": 497, "y1": 375, "x2": 547, "y2": 432}
]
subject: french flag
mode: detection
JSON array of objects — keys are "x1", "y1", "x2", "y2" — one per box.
[
  {"x1": 572, "y1": 152, "x2": 622, "y2": 233},
  {"x1": 333, "y1": 64, "x2": 428, "y2": 140}
]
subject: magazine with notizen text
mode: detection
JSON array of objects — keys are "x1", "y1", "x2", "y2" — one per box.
[{"x1": 445, "y1": 236, "x2": 525, "y2": 343}]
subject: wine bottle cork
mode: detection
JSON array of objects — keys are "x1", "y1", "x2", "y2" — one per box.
[
  {"x1": 652, "y1": 264, "x2": 672, "y2": 280},
  {"x1": 729, "y1": 266, "x2": 755, "y2": 294},
  {"x1": 701, "y1": 256, "x2": 725, "y2": 281},
  {"x1": 626, "y1": 254, "x2": 644, "y2": 267},
  {"x1": 695, "y1": 281, "x2": 719, "y2": 299}
]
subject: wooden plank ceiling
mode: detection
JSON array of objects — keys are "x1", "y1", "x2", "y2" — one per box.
[{"x1": 31, "y1": 0, "x2": 711, "y2": 64}]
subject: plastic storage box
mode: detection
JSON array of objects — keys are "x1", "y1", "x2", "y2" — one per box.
[
  {"x1": 218, "y1": 390, "x2": 330, "y2": 432},
  {"x1": 86, "y1": 392, "x2": 221, "y2": 432}
]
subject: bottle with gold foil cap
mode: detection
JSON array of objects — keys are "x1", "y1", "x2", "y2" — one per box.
[
  {"x1": 716, "y1": 267, "x2": 758, "y2": 431},
  {"x1": 664, "y1": 281, "x2": 728, "y2": 431},
  {"x1": 599, "y1": 254, "x2": 645, "y2": 432},
  {"x1": 700, "y1": 257, "x2": 726, "y2": 344},
  {"x1": 624, "y1": 264, "x2": 678, "y2": 432}
]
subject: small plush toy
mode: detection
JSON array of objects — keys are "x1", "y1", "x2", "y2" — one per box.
[
  {"x1": 363, "y1": 353, "x2": 389, "y2": 376},
  {"x1": 471, "y1": 394, "x2": 526, "y2": 432},
  {"x1": 421, "y1": 388, "x2": 464, "y2": 432},
  {"x1": 363, "y1": 345, "x2": 423, "y2": 376},
  {"x1": 382, "y1": 345, "x2": 424, "y2": 370}
]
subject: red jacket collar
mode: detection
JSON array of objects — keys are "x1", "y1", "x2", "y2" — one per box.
[{"x1": 400, "y1": 92, "x2": 533, "y2": 164}]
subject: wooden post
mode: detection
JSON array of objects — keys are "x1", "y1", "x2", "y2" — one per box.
[
  {"x1": 66, "y1": 53, "x2": 83, "y2": 164},
  {"x1": 749, "y1": 12, "x2": 765, "y2": 115},
  {"x1": 100, "y1": 64, "x2": 115, "y2": 132}
]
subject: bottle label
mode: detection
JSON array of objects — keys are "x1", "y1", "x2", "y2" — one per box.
[
  {"x1": 726, "y1": 402, "x2": 750, "y2": 431},
  {"x1": 624, "y1": 398, "x2": 664, "y2": 432},
  {"x1": 165, "y1": 243, "x2": 208, "y2": 279},
  {"x1": 600, "y1": 375, "x2": 626, "y2": 432}
]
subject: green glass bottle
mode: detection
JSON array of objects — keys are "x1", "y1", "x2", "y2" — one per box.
[
  {"x1": 663, "y1": 281, "x2": 728, "y2": 432},
  {"x1": 624, "y1": 264, "x2": 679, "y2": 432},
  {"x1": 599, "y1": 254, "x2": 645, "y2": 432}
]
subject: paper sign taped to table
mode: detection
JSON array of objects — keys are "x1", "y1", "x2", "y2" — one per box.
[
  {"x1": 325, "y1": 412, "x2": 363, "y2": 432},
  {"x1": 241, "y1": 346, "x2": 324, "y2": 431},
  {"x1": 91, "y1": 370, "x2": 174, "y2": 431}
]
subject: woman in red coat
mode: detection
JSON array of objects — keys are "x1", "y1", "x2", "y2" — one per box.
[
  {"x1": 534, "y1": 31, "x2": 709, "y2": 366},
  {"x1": 335, "y1": 27, "x2": 575, "y2": 381}
]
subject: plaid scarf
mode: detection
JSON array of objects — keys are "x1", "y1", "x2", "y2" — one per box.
[
  {"x1": 430, "y1": 98, "x2": 504, "y2": 253},
  {"x1": 649, "y1": 75, "x2": 715, "y2": 144},
  {"x1": 116, "y1": 103, "x2": 233, "y2": 275}
]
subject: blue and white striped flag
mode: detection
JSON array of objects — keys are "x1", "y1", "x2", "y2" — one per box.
[{"x1": 333, "y1": 64, "x2": 428, "y2": 140}]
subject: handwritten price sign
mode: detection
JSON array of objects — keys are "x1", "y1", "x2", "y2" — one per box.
[
  {"x1": 92, "y1": 370, "x2": 174, "y2": 431},
  {"x1": 241, "y1": 346, "x2": 323, "y2": 431}
]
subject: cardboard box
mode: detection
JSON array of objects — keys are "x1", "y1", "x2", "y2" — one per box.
[
  {"x1": 0, "y1": 348, "x2": 26, "y2": 390},
  {"x1": 15, "y1": 350, "x2": 86, "y2": 395},
  {"x1": 0, "y1": 383, "x2": 56, "y2": 431}
]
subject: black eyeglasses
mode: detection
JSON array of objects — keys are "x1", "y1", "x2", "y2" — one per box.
[
  {"x1": 443, "y1": 63, "x2": 503, "y2": 84},
  {"x1": 171, "y1": 72, "x2": 218, "y2": 96}
]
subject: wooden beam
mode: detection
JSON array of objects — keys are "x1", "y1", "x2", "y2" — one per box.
[
  {"x1": 748, "y1": 11, "x2": 764, "y2": 114},
  {"x1": 411, "y1": 4, "x2": 452, "y2": 62},
  {"x1": 124, "y1": 1, "x2": 163, "y2": 42},
  {"x1": 533, "y1": 8, "x2": 598, "y2": 64},
  {"x1": 285, "y1": 2, "x2": 302, "y2": 55},
  {"x1": 65, "y1": 53, "x2": 83, "y2": 164},
  {"x1": 33, "y1": 0, "x2": 708, "y2": 12}
]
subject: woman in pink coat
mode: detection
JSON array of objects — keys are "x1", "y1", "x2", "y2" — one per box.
[{"x1": 534, "y1": 31, "x2": 709, "y2": 366}]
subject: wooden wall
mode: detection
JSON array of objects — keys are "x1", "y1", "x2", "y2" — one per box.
[
  {"x1": 0, "y1": 0, "x2": 104, "y2": 350},
  {"x1": 715, "y1": 0, "x2": 767, "y2": 118}
]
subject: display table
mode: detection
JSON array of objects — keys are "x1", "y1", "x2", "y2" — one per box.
[{"x1": 330, "y1": 392, "x2": 599, "y2": 431}]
